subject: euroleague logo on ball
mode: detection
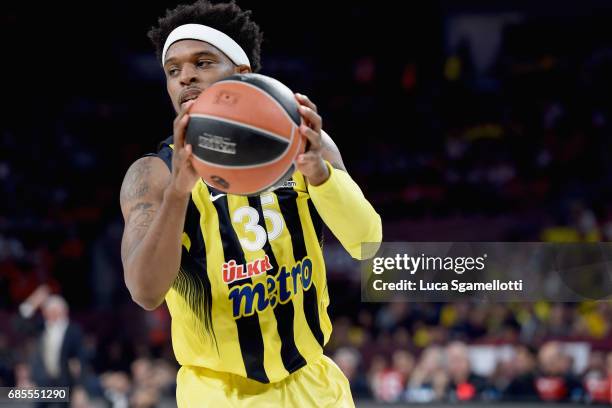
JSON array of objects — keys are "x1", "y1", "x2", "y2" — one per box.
[
  {"x1": 214, "y1": 90, "x2": 239, "y2": 106},
  {"x1": 198, "y1": 134, "x2": 237, "y2": 154}
]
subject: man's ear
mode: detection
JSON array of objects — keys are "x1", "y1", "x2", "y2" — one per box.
[{"x1": 235, "y1": 64, "x2": 252, "y2": 74}]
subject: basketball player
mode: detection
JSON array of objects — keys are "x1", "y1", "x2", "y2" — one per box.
[{"x1": 119, "y1": 1, "x2": 382, "y2": 406}]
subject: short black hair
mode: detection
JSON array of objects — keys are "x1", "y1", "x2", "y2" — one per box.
[{"x1": 148, "y1": 0, "x2": 263, "y2": 72}]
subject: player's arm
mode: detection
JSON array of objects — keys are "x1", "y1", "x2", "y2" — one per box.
[
  {"x1": 120, "y1": 100, "x2": 200, "y2": 310},
  {"x1": 320, "y1": 129, "x2": 346, "y2": 172},
  {"x1": 294, "y1": 94, "x2": 382, "y2": 260}
]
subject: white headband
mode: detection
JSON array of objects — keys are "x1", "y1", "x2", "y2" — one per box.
[{"x1": 162, "y1": 23, "x2": 250, "y2": 67}]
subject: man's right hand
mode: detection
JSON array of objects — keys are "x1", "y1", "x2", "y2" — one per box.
[
  {"x1": 120, "y1": 101, "x2": 200, "y2": 310},
  {"x1": 168, "y1": 100, "x2": 200, "y2": 196}
]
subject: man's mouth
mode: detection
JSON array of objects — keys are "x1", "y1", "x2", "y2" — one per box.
[{"x1": 179, "y1": 88, "x2": 202, "y2": 107}]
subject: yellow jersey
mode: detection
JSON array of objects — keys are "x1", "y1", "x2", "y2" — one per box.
[{"x1": 155, "y1": 137, "x2": 332, "y2": 384}]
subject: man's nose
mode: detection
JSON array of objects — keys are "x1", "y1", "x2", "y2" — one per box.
[{"x1": 179, "y1": 64, "x2": 198, "y2": 85}]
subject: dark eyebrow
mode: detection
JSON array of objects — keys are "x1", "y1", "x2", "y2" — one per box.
[{"x1": 164, "y1": 51, "x2": 219, "y2": 67}]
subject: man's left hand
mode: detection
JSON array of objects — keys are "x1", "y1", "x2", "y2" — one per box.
[{"x1": 295, "y1": 93, "x2": 329, "y2": 186}]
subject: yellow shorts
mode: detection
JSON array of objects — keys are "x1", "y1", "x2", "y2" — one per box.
[{"x1": 176, "y1": 354, "x2": 355, "y2": 407}]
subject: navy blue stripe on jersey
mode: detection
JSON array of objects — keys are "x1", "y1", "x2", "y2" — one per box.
[
  {"x1": 157, "y1": 135, "x2": 173, "y2": 151},
  {"x1": 301, "y1": 280, "x2": 324, "y2": 346},
  {"x1": 307, "y1": 199, "x2": 324, "y2": 246},
  {"x1": 169, "y1": 178, "x2": 216, "y2": 348},
  {"x1": 147, "y1": 135, "x2": 173, "y2": 171},
  {"x1": 248, "y1": 196, "x2": 307, "y2": 374},
  {"x1": 275, "y1": 189, "x2": 325, "y2": 347},
  {"x1": 214, "y1": 196, "x2": 270, "y2": 384},
  {"x1": 183, "y1": 200, "x2": 203, "y2": 253},
  {"x1": 156, "y1": 136, "x2": 214, "y2": 339}
]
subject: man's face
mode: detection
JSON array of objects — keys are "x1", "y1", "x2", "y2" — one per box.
[
  {"x1": 163, "y1": 39, "x2": 250, "y2": 113},
  {"x1": 447, "y1": 345, "x2": 470, "y2": 379},
  {"x1": 43, "y1": 303, "x2": 66, "y2": 323}
]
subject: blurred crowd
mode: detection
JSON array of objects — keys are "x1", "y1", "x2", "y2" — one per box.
[
  {"x1": 326, "y1": 300, "x2": 612, "y2": 403},
  {"x1": 0, "y1": 286, "x2": 176, "y2": 407},
  {"x1": 333, "y1": 340, "x2": 612, "y2": 403},
  {"x1": 2, "y1": 3, "x2": 612, "y2": 406},
  {"x1": 1, "y1": 291, "x2": 611, "y2": 405}
]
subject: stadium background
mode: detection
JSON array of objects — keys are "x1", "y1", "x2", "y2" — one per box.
[{"x1": 1, "y1": 0, "x2": 612, "y2": 406}]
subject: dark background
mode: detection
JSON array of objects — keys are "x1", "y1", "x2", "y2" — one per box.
[{"x1": 1, "y1": 0, "x2": 612, "y2": 405}]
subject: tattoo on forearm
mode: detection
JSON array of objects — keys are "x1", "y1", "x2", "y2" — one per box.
[
  {"x1": 122, "y1": 202, "x2": 156, "y2": 261},
  {"x1": 120, "y1": 159, "x2": 151, "y2": 202},
  {"x1": 127, "y1": 202, "x2": 155, "y2": 230}
]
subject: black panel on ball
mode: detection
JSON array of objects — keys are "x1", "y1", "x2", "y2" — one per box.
[
  {"x1": 186, "y1": 116, "x2": 289, "y2": 166},
  {"x1": 268, "y1": 164, "x2": 296, "y2": 190},
  {"x1": 217, "y1": 74, "x2": 301, "y2": 126}
]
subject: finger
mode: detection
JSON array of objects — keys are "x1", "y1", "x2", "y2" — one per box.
[
  {"x1": 299, "y1": 124, "x2": 322, "y2": 150},
  {"x1": 295, "y1": 93, "x2": 317, "y2": 112},
  {"x1": 180, "y1": 99, "x2": 195, "y2": 116},
  {"x1": 296, "y1": 151, "x2": 318, "y2": 165},
  {"x1": 174, "y1": 99, "x2": 194, "y2": 128},
  {"x1": 184, "y1": 144, "x2": 199, "y2": 172},
  {"x1": 173, "y1": 111, "x2": 191, "y2": 149},
  {"x1": 176, "y1": 141, "x2": 193, "y2": 163},
  {"x1": 173, "y1": 100, "x2": 195, "y2": 148},
  {"x1": 298, "y1": 105, "x2": 322, "y2": 134}
]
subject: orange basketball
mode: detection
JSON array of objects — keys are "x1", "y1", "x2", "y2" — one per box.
[{"x1": 185, "y1": 73, "x2": 305, "y2": 195}]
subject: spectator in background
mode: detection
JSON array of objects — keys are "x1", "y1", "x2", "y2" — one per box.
[
  {"x1": 130, "y1": 386, "x2": 159, "y2": 408},
  {"x1": 17, "y1": 286, "x2": 86, "y2": 399},
  {"x1": 582, "y1": 349, "x2": 606, "y2": 382},
  {"x1": 444, "y1": 341, "x2": 489, "y2": 402},
  {"x1": 101, "y1": 371, "x2": 131, "y2": 408},
  {"x1": 333, "y1": 347, "x2": 371, "y2": 399},
  {"x1": 130, "y1": 358, "x2": 154, "y2": 391},
  {"x1": 405, "y1": 346, "x2": 446, "y2": 402},
  {"x1": 13, "y1": 362, "x2": 35, "y2": 389},
  {"x1": 129, "y1": 357, "x2": 171, "y2": 407},
  {"x1": 70, "y1": 386, "x2": 92, "y2": 408},
  {"x1": 98, "y1": 357, "x2": 175, "y2": 408},
  {"x1": 489, "y1": 358, "x2": 514, "y2": 398},
  {"x1": 504, "y1": 345, "x2": 538, "y2": 401},
  {"x1": 583, "y1": 351, "x2": 612, "y2": 404},
  {"x1": 392, "y1": 350, "x2": 415, "y2": 387},
  {"x1": 150, "y1": 359, "x2": 177, "y2": 398},
  {"x1": 533, "y1": 341, "x2": 583, "y2": 402},
  {"x1": 32, "y1": 296, "x2": 85, "y2": 390},
  {"x1": 368, "y1": 349, "x2": 416, "y2": 403},
  {"x1": 368, "y1": 354, "x2": 395, "y2": 402}
]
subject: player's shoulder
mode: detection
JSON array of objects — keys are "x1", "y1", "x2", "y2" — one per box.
[
  {"x1": 121, "y1": 155, "x2": 168, "y2": 188},
  {"x1": 125, "y1": 135, "x2": 174, "y2": 177},
  {"x1": 157, "y1": 135, "x2": 174, "y2": 150},
  {"x1": 120, "y1": 153, "x2": 170, "y2": 207},
  {"x1": 124, "y1": 155, "x2": 167, "y2": 176},
  {"x1": 153, "y1": 135, "x2": 174, "y2": 171}
]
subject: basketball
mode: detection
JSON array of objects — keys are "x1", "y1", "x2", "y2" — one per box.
[{"x1": 185, "y1": 73, "x2": 305, "y2": 195}]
